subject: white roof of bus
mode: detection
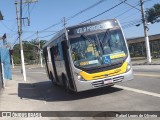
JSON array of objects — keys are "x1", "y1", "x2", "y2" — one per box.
[{"x1": 43, "y1": 19, "x2": 117, "y2": 49}]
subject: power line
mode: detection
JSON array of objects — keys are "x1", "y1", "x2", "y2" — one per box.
[
  {"x1": 1, "y1": 21, "x2": 16, "y2": 32},
  {"x1": 16, "y1": 0, "x2": 155, "y2": 42},
  {"x1": 122, "y1": 20, "x2": 142, "y2": 29},
  {"x1": 121, "y1": 19, "x2": 141, "y2": 24},
  {"x1": 118, "y1": 0, "x2": 153, "y2": 29},
  {"x1": 80, "y1": 0, "x2": 127, "y2": 24},
  {"x1": 39, "y1": 21, "x2": 62, "y2": 33},
  {"x1": 116, "y1": 0, "x2": 153, "y2": 21},
  {"x1": 23, "y1": 32, "x2": 37, "y2": 40},
  {"x1": 38, "y1": 0, "x2": 107, "y2": 33},
  {"x1": 27, "y1": 2, "x2": 37, "y2": 26},
  {"x1": 12, "y1": 36, "x2": 19, "y2": 46},
  {"x1": 36, "y1": 0, "x2": 131, "y2": 39},
  {"x1": 24, "y1": 0, "x2": 106, "y2": 40},
  {"x1": 38, "y1": 31, "x2": 59, "y2": 39},
  {"x1": 22, "y1": 4, "x2": 28, "y2": 16},
  {"x1": 120, "y1": 11, "x2": 141, "y2": 22},
  {"x1": 119, "y1": 0, "x2": 141, "y2": 11},
  {"x1": 29, "y1": 2, "x2": 37, "y2": 13},
  {"x1": 66, "y1": 0, "x2": 107, "y2": 21},
  {"x1": 114, "y1": 2, "x2": 140, "y2": 18},
  {"x1": 23, "y1": 30, "x2": 58, "y2": 33},
  {"x1": 21, "y1": 0, "x2": 153, "y2": 42}
]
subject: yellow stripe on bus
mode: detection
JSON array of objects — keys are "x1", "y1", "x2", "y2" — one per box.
[{"x1": 80, "y1": 62, "x2": 128, "y2": 81}]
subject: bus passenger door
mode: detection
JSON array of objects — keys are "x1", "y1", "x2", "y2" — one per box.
[
  {"x1": 50, "y1": 47, "x2": 59, "y2": 84},
  {"x1": 61, "y1": 40, "x2": 75, "y2": 90},
  {"x1": 43, "y1": 49, "x2": 50, "y2": 78}
]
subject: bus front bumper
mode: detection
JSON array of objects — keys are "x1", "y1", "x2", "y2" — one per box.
[{"x1": 75, "y1": 68, "x2": 133, "y2": 92}]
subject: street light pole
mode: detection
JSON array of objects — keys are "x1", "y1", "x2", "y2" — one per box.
[
  {"x1": 15, "y1": 0, "x2": 26, "y2": 81},
  {"x1": 140, "y1": 0, "x2": 151, "y2": 63}
]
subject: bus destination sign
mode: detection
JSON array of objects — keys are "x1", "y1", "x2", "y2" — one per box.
[
  {"x1": 68, "y1": 20, "x2": 119, "y2": 35},
  {"x1": 76, "y1": 23, "x2": 108, "y2": 34}
]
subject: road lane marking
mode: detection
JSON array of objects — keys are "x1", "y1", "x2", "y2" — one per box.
[
  {"x1": 134, "y1": 73, "x2": 160, "y2": 78},
  {"x1": 114, "y1": 85, "x2": 160, "y2": 98}
]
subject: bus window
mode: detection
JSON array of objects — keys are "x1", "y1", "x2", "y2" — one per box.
[{"x1": 70, "y1": 29, "x2": 127, "y2": 68}]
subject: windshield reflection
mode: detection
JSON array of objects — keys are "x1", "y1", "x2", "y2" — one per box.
[{"x1": 70, "y1": 29, "x2": 127, "y2": 68}]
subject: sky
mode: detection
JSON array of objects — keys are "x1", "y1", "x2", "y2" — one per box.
[{"x1": 0, "y1": 0, "x2": 160, "y2": 47}]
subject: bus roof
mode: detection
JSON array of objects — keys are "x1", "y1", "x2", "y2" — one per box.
[
  {"x1": 43, "y1": 19, "x2": 118, "y2": 49},
  {"x1": 43, "y1": 29, "x2": 65, "y2": 49},
  {"x1": 67, "y1": 19, "x2": 118, "y2": 30}
]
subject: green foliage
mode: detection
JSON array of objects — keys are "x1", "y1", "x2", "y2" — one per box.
[
  {"x1": 146, "y1": 3, "x2": 160, "y2": 23},
  {"x1": 13, "y1": 44, "x2": 21, "y2": 64},
  {"x1": 13, "y1": 39, "x2": 47, "y2": 65}
]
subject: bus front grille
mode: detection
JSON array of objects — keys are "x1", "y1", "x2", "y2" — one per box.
[
  {"x1": 113, "y1": 76, "x2": 124, "y2": 83},
  {"x1": 92, "y1": 80, "x2": 105, "y2": 88},
  {"x1": 92, "y1": 76, "x2": 124, "y2": 88}
]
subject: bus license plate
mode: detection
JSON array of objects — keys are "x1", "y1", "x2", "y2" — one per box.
[{"x1": 104, "y1": 80, "x2": 113, "y2": 84}]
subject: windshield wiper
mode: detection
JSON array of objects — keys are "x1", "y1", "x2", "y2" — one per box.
[
  {"x1": 102, "y1": 29, "x2": 113, "y2": 52},
  {"x1": 96, "y1": 34, "x2": 104, "y2": 54},
  {"x1": 80, "y1": 34, "x2": 93, "y2": 44},
  {"x1": 102, "y1": 29, "x2": 109, "y2": 44}
]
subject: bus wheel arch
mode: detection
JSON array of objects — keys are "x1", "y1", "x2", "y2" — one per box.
[
  {"x1": 50, "y1": 71, "x2": 57, "y2": 86},
  {"x1": 61, "y1": 73, "x2": 69, "y2": 90}
]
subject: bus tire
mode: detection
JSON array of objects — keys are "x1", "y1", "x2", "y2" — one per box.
[
  {"x1": 50, "y1": 72, "x2": 57, "y2": 86},
  {"x1": 62, "y1": 74, "x2": 69, "y2": 91}
]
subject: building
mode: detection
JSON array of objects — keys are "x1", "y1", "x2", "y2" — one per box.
[{"x1": 127, "y1": 34, "x2": 160, "y2": 58}]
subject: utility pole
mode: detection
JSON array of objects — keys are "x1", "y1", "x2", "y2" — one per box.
[
  {"x1": 37, "y1": 31, "x2": 43, "y2": 67},
  {"x1": 140, "y1": 0, "x2": 151, "y2": 63},
  {"x1": 15, "y1": 0, "x2": 38, "y2": 81},
  {"x1": 15, "y1": 0, "x2": 26, "y2": 81}
]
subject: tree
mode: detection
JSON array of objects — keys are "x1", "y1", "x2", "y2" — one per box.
[
  {"x1": 146, "y1": 3, "x2": 160, "y2": 23},
  {"x1": 13, "y1": 39, "x2": 47, "y2": 64},
  {"x1": 13, "y1": 44, "x2": 21, "y2": 64}
]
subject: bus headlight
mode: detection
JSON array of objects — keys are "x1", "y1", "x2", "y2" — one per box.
[
  {"x1": 77, "y1": 75, "x2": 85, "y2": 81},
  {"x1": 74, "y1": 72, "x2": 85, "y2": 81},
  {"x1": 126, "y1": 63, "x2": 131, "y2": 72},
  {"x1": 77, "y1": 75, "x2": 81, "y2": 80}
]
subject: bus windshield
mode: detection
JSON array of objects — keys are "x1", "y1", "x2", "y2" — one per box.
[{"x1": 70, "y1": 29, "x2": 127, "y2": 68}]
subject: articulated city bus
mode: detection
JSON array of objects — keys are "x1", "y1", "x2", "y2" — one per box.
[{"x1": 43, "y1": 19, "x2": 133, "y2": 92}]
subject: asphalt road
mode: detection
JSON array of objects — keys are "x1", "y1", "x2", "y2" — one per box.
[
  {"x1": 1, "y1": 65, "x2": 160, "y2": 120},
  {"x1": 13, "y1": 66, "x2": 160, "y2": 110}
]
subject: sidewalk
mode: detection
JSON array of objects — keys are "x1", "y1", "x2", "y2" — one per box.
[
  {"x1": 0, "y1": 73, "x2": 60, "y2": 120},
  {"x1": 131, "y1": 58, "x2": 160, "y2": 65},
  {"x1": 0, "y1": 74, "x2": 34, "y2": 111}
]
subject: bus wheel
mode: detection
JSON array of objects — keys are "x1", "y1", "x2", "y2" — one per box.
[
  {"x1": 62, "y1": 74, "x2": 69, "y2": 91},
  {"x1": 50, "y1": 72, "x2": 57, "y2": 86}
]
